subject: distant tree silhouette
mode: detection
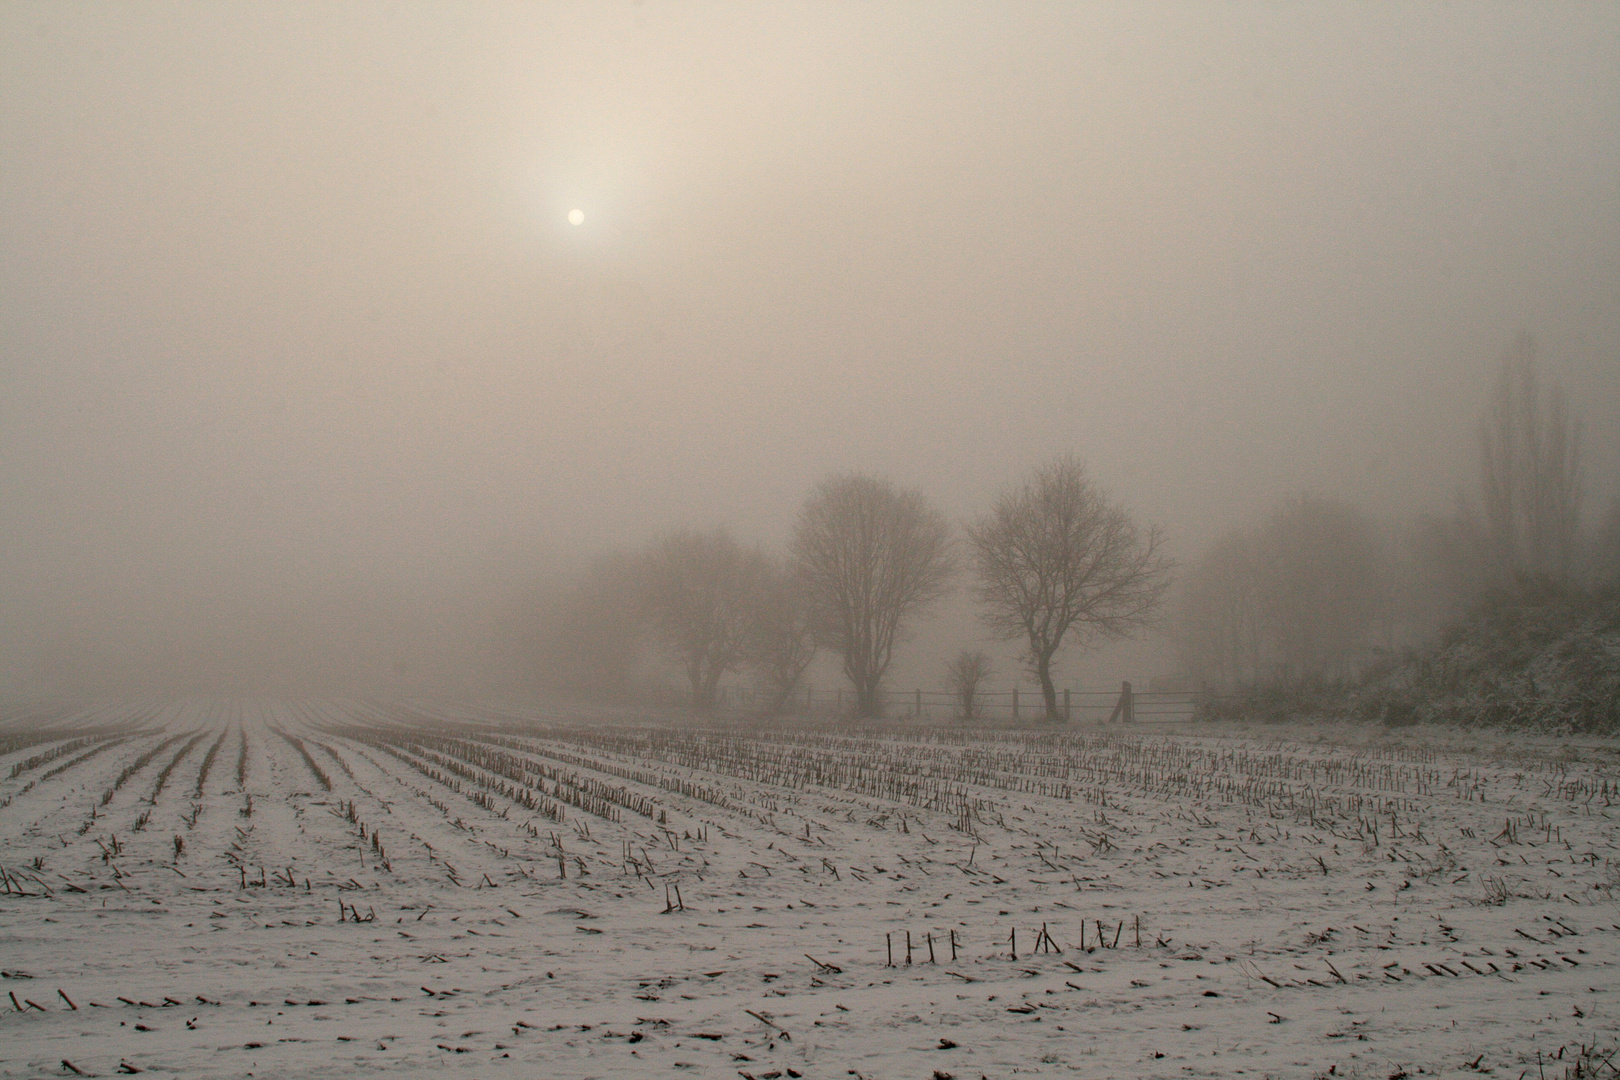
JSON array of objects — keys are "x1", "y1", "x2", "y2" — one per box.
[
  {"x1": 745, "y1": 559, "x2": 818, "y2": 715},
  {"x1": 967, "y1": 455, "x2": 1170, "y2": 721},
  {"x1": 1481, "y1": 333, "x2": 1583, "y2": 586},
  {"x1": 640, "y1": 529, "x2": 767, "y2": 713},
  {"x1": 1177, "y1": 496, "x2": 1382, "y2": 686},
  {"x1": 792, "y1": 473, "x2": 954, "y2": 718},
  {"x1": 945, "y1": 649, "x2": 994, "y2": 720},
  {"x1": 1174, "y1": 528, "x2": 1265, "y2": 689},
  {"x1": 1255, "y1": 495, "x2": 1381, "y2": 681}
]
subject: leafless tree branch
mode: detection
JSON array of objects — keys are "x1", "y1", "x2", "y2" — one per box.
[
  {"x1": 966, "y1": 455, "x2": 1171, "y2": 720},
  {"x1": 792, "y1": 473, "x2": 954, "y2": 718},
  {"x1": 640, "y1": 529, "x2": 767, "y2": 713}
]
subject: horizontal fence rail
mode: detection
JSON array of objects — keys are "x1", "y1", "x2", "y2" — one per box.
[{"x1": 638, "y1": 683, "x2": 1209, "y2": 723}]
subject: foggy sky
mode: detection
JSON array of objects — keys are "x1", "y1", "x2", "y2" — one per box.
[{"x1": 3, "y1": 3, "x2": 1617, "y2": 697}]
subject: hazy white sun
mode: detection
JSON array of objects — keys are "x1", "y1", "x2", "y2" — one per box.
[{"x1": 568, "y1": 208, "x2": 584, "y2": 226}]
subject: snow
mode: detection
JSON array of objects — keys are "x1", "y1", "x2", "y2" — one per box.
[{"x1": 2, "y1": 702, "x2": 1617, "y2": 1079}]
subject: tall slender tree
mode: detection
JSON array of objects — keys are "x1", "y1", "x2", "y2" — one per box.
[{"x1": 1481, "y1": 333, "x2": 1583, "y2": 586}]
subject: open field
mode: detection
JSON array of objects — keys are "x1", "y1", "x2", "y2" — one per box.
[{"x1": 2, "y1": 703, "x2": 1618, "y2": 1079}]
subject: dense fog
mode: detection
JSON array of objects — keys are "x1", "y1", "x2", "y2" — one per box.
[{"x1": 3, "y1": 4, "x2": 1617, "y2": 700}]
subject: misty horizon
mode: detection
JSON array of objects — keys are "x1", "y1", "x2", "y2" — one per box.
[{"x1": 3, "y1": 4, "x2": 1617, "y2": 699}]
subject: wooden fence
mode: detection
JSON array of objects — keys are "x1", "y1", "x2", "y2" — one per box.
[{"x1": 646, "y1": 682, "x2": 1203, "y2": 724}]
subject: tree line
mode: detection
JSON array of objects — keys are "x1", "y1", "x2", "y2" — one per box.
[
  {"x1": 535, "y1": 457, "x2": 1170, "y2": 721},
  {"x1": 1173, "y1": 333, "x2": 1615, "y2": 690},
  {"x1": 532, "y1": 334, "x2": 1612, "y2": 717}
]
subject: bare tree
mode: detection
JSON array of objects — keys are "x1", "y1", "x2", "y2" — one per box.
[
  {"x1": 1481, "y1": 333, "x2": 1583, "y2": 586},
  {"x1": 945, "y1": 649, "x2": 993, "y2": 720},
  {"x1": 792, "y1": 473, "x2": 954, "y2": 718},
  {"x1": 639, "y1": 529, "x2": 767, "y2": 713},
  {"x1": 966, "y1": 456, "x2": 1171, "y2": 721},
  {"x1": 1176, "y1": 496, "x2": 1384, "y2": 686},
  {"x1": 745, "y1": 560, "x2": 818, "y2": 715}
]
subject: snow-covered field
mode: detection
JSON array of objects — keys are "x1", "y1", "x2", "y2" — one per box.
[{"x1": 2, "y1": 703, "x2": 1617, "y2": 1079}]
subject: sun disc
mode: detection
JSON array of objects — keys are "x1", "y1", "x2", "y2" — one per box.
[{"x1": 568, "y1": 208, "x2": 584, "y2": 226}]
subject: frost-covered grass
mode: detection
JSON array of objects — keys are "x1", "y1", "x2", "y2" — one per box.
[{"x1": 1, "y1": 701, "x2": 1617, "y2": 1078}]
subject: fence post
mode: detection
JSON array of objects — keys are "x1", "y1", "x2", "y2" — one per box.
[
  {"x1": 1107, "y1": 680, "x2": 1134, "y2": 724},
  {"x1": 837, "y1": 687, "x2": 842, "y2": 713},
  {"x1": 915, "y1": 688, "x2": 922, "y2": 717},
  {"x1": 1064, "y1": 687, "x2": 1071, "y2": 722},
  {"x1": 1012, "y1": 687, "x2": 1019, "y2": 722}
]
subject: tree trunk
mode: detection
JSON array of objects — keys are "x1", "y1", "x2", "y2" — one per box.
[
  {"x1": 1036, "y1": 653, "x2": 1061, "y2": 722},
  {"x1": 844, "y1": 648, "x2": 886, "y2": 718},
  {"x1": 855, "y1": 676, "x2": 884, "y2": 718},
  {"x1": 690, "y1": 660, "x2": 720, "y2": 713},
  {"x1": 765, "y1": 684, "x2": 796, "y2": 716}
]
